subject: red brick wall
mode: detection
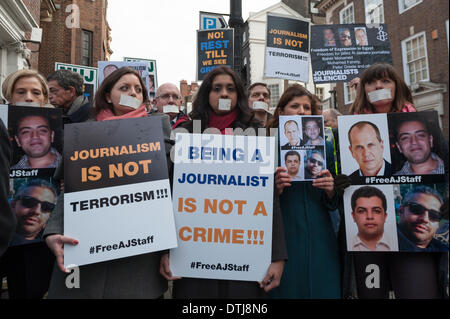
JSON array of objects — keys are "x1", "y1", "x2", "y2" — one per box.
[{"x1": 22, "y1": 0, "x2": 41, "y2": 70}]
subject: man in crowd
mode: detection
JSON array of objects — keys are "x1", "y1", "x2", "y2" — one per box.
[
  {"x1": 12, "y1": 114, "x2": 61, "y2": 169},
  {"x1": 47, "y1": 70, "x2": 91, "y2": 124},
  {"x1": 303, "y1": 118, "x2": 324, "y2": 146},
  {"x1": 305, "y1": 150, "x2": 325, "y2": 179},
  {"x1": 248, "y1": 82, "x2": 272, "y2": 127},
  {"x1": 284, "y1": 151, "x2": 302, "y2": 181},
  {"x1": 281, "y1": 120, "x2": 302, "y2": 150},
  {"x1": 394, "y1": 117, "x2": 445, "y2": 175},
  {"x1": 397, "y1": 186, "x2": 448, "y2": 251},
  {"x1": 350, "y1": 186, "x2": 393, "y2": 251},
  {"x1": 153, "y1": 83, "x2": 189, "y2": 129},
  {"x1": 348, "y1": 121, "x2": 391, "y2": 177},
  {"x1": 10, "y1": 179, "x2": 57, "y2": 245},
  {"x1": 323, "y1": 109, "x2": 341, "y2": 129}
]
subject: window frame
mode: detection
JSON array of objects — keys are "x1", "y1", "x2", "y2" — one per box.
[
  {"x1": 401, "y1": 31, "x2": 430, "y2": 85},
  {"x1": 339, "y1": 3, "x2": 355, "y2": 24},
  {"x1": 398, "y1": 0, "x2": 423, "y2": 14}
]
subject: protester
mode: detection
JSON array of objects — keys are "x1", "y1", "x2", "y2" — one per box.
[
  {"x1": 0, "y1": 120, "x2": 15, "y2": 257},
  {"x1": 267, "y1": 83, "x2": 341, "y2": 298},
  {"x1": 153, "y1": 83, "x2": 189, "y2": 129},
  {"x1": 1, "y1": 69, "x2": 52, "y2": 107},
  {"x1": 323, "y1": 109, "x2": 341, "y2": 129},
  {"x1": 248, "y1": 82, "x2": 272, "y2": 127},
  {"x1": 0, "y1": 70, "x2": 55, "y2": 299},
  {"x1": 44, "y1": 67, "x2": 172, "y2": 298},
  {"x1": 160, "y1": 66, "x2": 287, "y2": 298},
  {"x1": 336, "y1": 63, "x2": 448, "y2": 299},
  {"x1": 47, "y1": 70, "x2": 91, "y2": 124}
]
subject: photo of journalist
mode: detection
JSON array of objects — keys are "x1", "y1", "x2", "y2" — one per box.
[
  {"x1": 9, "y1": 179, "x2": 57, "y2": 245},
  {"x1": 11, "y1": 111, "x2": 62, "y2": 169},
  {"x1": 397, "y1": 186, "x2": 448, "y2": 252},
  {"x1": 347, "y1": 121, "x2": 391, "y2": 178},
  {"x1": 281, "y1": 119, "x2": 302, "y2": 149},
  {"x1": 391, "y1": 114, "x2": 445, "y2": 176},
  {"x1": 283, "y1": 150, "x2": 304, "y2": 181},
  {"x1": 302, "y1": 117, "x2": 325, "y2": 146},
  {"x1": 349, "y1": 186, "x2": 398, "y2": 252},
  {"x1": 304, "y1": 149, "x2": 326, "y2": 180}
]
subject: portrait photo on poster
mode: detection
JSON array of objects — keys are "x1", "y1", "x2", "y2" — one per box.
[
  {"x1": 338, "y1": 113, "x2": 391, "y2": 181},
  {"x1": 7, "y1": 106, "x2": 63, "y2": 172},
  {"x1": 344, "y1": 184, "x2": 399, "y2": 252},
  {"x1": 8, "y1": 177, "x2": 60, "y2": 246},
  {"x1": 395, "y1": 183, "x2": 448, "y2": 252},
  {"x1": 388, "y1": 111, "x2": 447, "y2": 183}
]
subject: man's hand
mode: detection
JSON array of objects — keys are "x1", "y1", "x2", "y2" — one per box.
[
  {"x1": 160, "y1": 252, "x2": 181, "y2": 281},
  {"x1": 275, "y1": 167, "x2": 291, "y2": 195},
  {"x1": 259, "y1": 260, "x2": 285, "y2": 292}
]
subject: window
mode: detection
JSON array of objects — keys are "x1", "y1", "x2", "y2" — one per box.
[
  {"x1": 315, "y1": 87, "x2": 324, "y2": 101},
  {"x1": 268, "y1": 84, "x2": 280, "y2": 108},
  {"x1": 340, "y1": 3, "x2": 354, "y2": 24},
  {"x1": 81, "y1": 30, "x2": 93, "y2": 66},
  {"x1": 401, "y1": 32, "x2": 429, "y2": 85},
  {"x1": 344, "y1": 82, "x2": 356, "y2": 105},
  {"x1": 398, "y1": 0, "x2": 422, "y2": 14},
  {"x1": 365, "y1": 0, "x2": 384, "y2": 24}
]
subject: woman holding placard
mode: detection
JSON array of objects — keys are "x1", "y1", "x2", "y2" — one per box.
[
  {"x1": 160, "y1": 66, "x2": 288, "y2": 298},
  {"x1": 266, "y1": 83, "x2": 341, "y2": 299},
  {"x1": 44, "y1": 67, "x2": 173, "y2": 298},
  {"x1": 337, "y1": 63, "x2": 447, "y2": 299}
]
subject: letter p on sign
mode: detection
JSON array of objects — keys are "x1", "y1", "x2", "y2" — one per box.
[{"x1": 204, "y1": 17, "x2": 216, "y2": 29}]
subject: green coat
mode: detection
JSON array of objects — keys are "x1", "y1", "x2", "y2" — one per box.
[{"x1": 270, "y1": 141, "x2": 341, "y2": 298}]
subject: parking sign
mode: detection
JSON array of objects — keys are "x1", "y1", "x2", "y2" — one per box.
[{"x1": 199, "y1": 11, "x2": 228, "y2": 30}]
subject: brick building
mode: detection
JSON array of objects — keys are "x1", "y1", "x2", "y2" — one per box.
[
  {"x1": 180, "y1": 80, "x2": 199, "y2": 114},
  {"x1": 316, "y1": 0, "x2": 449, "y2": 138},
  {"x1": 38, "y1": 0, "x2": 112, "y2": 77}
]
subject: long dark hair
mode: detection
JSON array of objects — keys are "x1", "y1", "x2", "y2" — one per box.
[
  {"x1": 266, "y1": 83, "x2": 314, "y2": 134},
  {"x1": 350, "y1": 63, "x2": 415, "y2": 114},
  {"x1": 189, "y1": 66, "x2": 258, "y2": 131},
  {"x1": 93, "y1": 67, "x2": 149, "y2": 117}
]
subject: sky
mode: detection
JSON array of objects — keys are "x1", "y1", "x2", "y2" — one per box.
[{"x1": 107, "y1": 0, "x2": 279, "y2": 87}]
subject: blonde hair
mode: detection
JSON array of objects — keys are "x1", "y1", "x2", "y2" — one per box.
[{"x1": 2, "y1": 69, "x2": 49, "y2": 105}]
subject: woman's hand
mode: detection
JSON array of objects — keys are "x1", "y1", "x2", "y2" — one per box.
[
  {"x1": 160, "y1": 252, "x2": 181, "y2": 281},
  {"x1": 259, "y1": 260, "x2": 285, "y2": 292},
  {"x1": 45, "y1": 234, "x2": 78, "y2": 273},
  {"x1": 349, "y1": 77, "x2": 360, "y2": 90},
  {"x1": 312, "y1": 169, "x2": 335, "y2": 199},
  {"x1": 275, "y1": 167, "x2": 291, "y2": 195}
]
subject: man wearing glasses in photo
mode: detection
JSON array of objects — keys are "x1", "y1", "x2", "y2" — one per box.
[
  {"x1": 398, "y1": 186, "x2": 448, "y2": 252},
  {"x1": 153, "y1": 82, "x2": 189, "y2": 129},
  {"x1": 10, "y1": 179, "x2": 57, "y2": 245},
  {"x1": 338, "y1": 28, "x2": 352, "y2": 47},
  {"x1": 305, "y1": 149, "x2": 325, "y2": 180}
]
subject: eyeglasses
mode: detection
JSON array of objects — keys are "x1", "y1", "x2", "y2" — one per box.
[
  {"x1": 17, "y1": 195, "x2": 56, "y2": 213},
  {"x1": 308, "y1": 158, "x2": 324, "y2": 166},
  {"x1": 156, "y1": 94, "x2": 181, "y2": 100},
  {"x1": 405, "y1": 202, "x2": 442, "y2": 222},
  {"x1": 340, "y1": 35, "x2": 351, "y2": 39}
]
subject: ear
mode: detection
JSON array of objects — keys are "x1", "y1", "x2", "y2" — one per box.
[
  {"x1": 68, "y1": 86, "x2": 77, "y2": 97},
  {"x1": 14, "y1": 135, "x2": 21, "y2": 148},
  {"x1": 351, "y1": 211, "x2": 357, "y2": 223},
  {"x1": 429, "y1": 134, "x2": 433, "y2": 148},
  {"x1": 396, "y1": 142, "x2": 403, "y2": 154},
  {"x1": 348, "y1": 145, "x2": 354, "y2": 158},
  {"x1": 105, "y1": 93, "x2": 112, "y2": 104},
  {"x1": 51, "y1": 130, "x2": 55, "y2": 143}
]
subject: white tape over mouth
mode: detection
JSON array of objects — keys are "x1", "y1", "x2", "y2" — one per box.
[
  {"x1": 119, "y1": 94, "x2": 142, "y2": 109},
  {"x1": 163, "y1": 105, "x2": 180, "y2": 114},
  {"x1": 368, "y1": 88, "x2": 392, "y2": 103},
  {"x1": 253, "y1": 101, "x2": 269, "y2": 112},
  {"x1": 218, "y1": 99, "x2": 232, "y2": 111},
  {"x1": 14, "y1": 102, "x2": 41, "y2": 107}
]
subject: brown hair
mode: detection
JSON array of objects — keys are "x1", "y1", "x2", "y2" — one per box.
[
  {"x1": 266, "y1": 84, "x2": 315, "y2": 134},
  {"x1": 2, "y1": 69, "x2": 49, "y2": 105},
  {"x1": 350, "y1": 63, "x2": 415, "y2": 114},
  {"x1": 93, "y1": 67, "x2": 148, "y2": 117}
]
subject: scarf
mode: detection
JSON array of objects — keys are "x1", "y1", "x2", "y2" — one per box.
[
  {"x1": 96, "y1": 104, "x2": 148, "y2": 121},
  {"x1": 208, "y1": 109, "x2": 238, "y2": 135}
]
